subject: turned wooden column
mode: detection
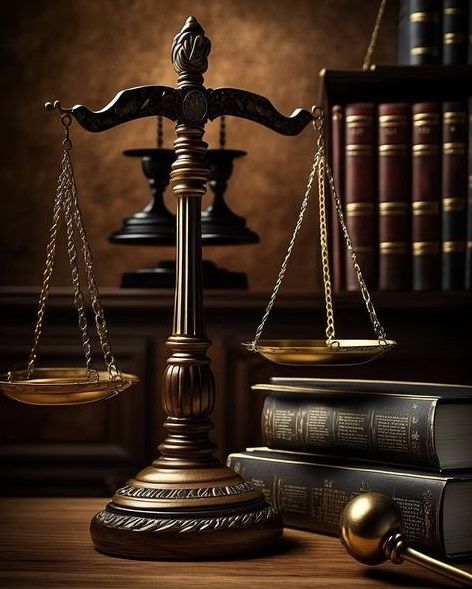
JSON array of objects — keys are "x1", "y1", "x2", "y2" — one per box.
[{"x1": 156, "y1": 17, "x2": 217, "y2": 469}]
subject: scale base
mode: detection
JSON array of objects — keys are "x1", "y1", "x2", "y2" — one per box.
[{"x1": 90, "y1": 463, "x2": 282, "y2": 560}]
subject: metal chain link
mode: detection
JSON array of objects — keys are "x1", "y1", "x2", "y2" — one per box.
[
  {"x1": 363, "y1": 0, "x2": 388, "y2": 70},
  {"x1": 26, "y1": 114, "x2": 123, "y2": 383},
  {"x1": 249, "y1": 149, "x2": 320, "y2": 350},
  {"x1": 249, "y1": 106, "x2": 389, "y2": 349},
  {"x1": 66, "y1": 155, "x2": 122, "y2": 380},
  {"x1": 26, "y1": 122, "x2": 70, "y2": 378}
]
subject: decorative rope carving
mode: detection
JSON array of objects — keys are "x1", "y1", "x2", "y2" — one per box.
[
  {"x1": 172, "y1": 16, "x2": 211, "y2": 78},
  {"x1": 116, "y1": 482, "x2": 257, "y2": 500},
  {"x1": 95, "y1": 504, "x2": 277, "y2": 533}
]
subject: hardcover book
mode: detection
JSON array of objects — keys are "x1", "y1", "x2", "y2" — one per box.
[
  {"x1": 344, "y1": 103, "x2": 377, "y2": 290},
  {"x1": 378, "y1": 103, "x2": 411, "y2": 290},
  {"x1": 227, "y1": 448, "x2": 472, "y2": 558},
  {"x1": 256, "y1": 386, "x2": 472, "y2": 471},
  {"x1": 412, "y1": 102, "x2": 441, "y2": 290}
]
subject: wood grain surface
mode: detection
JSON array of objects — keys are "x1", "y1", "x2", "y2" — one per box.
[{"x1": 1, "y1": 498, "x2": 471, "y2": 588}]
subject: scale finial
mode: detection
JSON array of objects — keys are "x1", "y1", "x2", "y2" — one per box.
[{"x1": 172, "y1": 16, "x2": 211, "y2": 85}]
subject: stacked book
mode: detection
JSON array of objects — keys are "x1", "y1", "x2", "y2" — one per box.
[
  {"x1": 330, "y1": 99, "x2": 472, "y2": 291},
  {"x1": 227, "y1": 378, "x2": 472, "y2": 558},
  {"x1": 398, "y1": 0, "x2": 471, "y2": 65}
]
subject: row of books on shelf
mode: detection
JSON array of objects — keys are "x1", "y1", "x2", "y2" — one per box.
[
  {"x1": 398, "y1": 0, "x2": 471, "y2": 65},
  {"x1": 330, "y1": 99, "x2": 472, "y2": 291},
  {"x1": 228, "y1": 378, "x2": 472, "y2": 559}
]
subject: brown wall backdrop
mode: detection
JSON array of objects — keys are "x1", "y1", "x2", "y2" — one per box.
[{"x1": 0, "y1": 0, "x2": 397, "y2": 289}]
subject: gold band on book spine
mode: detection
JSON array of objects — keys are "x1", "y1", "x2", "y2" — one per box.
[
  {"x1": 411, "y1": 47, "x2": 440, "y2": 56},
  {"x1": 443, "y1": 241, "x2": 465, "y2": 253},
  {"x1": 379, "y1": 115, "x2": 408, "y2": 126},
  {"x1": 443, "y1": 197, "x2": 466, "y2": 212},
  {"x1": 413, "y1": 113, "x2": 440, "y2": 124},
  {"x1": 346, "y1": 145, "x2": 372, "y2": 156},
  {"x1": 444, "y1": 32, "x2": 466, "y2": 44},
  {"x1": 443, "y1": 142, "x2": 466, "y2": 155},
  {"x1": 380, "y1": 242, "x2": 408, "y2": 254},
  {"x1": 379, "y1": 144, "x2": 409, "y2": 156},
  {"x1": 413, "y1": 144, "x2": 439, "y2": 156},
  {"x1": 379, "y1": 202, "x2": 408, "y2": 216},
  {"x1": 412, "y1": 201, "x2": 440, "y2": 215},
  {"x1": 413, "y1": 241, "x2": 440, "y2": 255},
  {"x1": 468, "y1": 241, "x2": 472, "y2": 249},
  {"x1": 443, "y1": 112, "x2": 467, "y2": 125},
  {"x1": 346, "y1": 202, "x2": 374, "y2": 216},
  {"x1": 346, "y1": 115, "x2": 372, "y2": 125},
  {"x1": 444, "y1": 7, "x2": 464, "y2": 15},
  {"x1": 410, "y1": 11, "x2": 439, "y2": 23}
]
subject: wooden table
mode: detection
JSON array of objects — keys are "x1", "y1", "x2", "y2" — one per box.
[{"x1": 0, "y1": 498, "x2": 469, "y2": 588}]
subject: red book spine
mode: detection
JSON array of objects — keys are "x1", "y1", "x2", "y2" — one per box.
[
  {"x1": 345, "y1": 103, "x2": 377, "y2": 291},
  {"x1": 412, "y1": 102, "x2": 441, "y2": 290},
  {"x1": 378, "y1": 103, "x2": 411, "y2": 290},
  {"x1": 441, "y1": 101, "x2": 468, "y2": 290},
  {"x1": 331, "y1": 105, "x2": 345, "y2": 291}
]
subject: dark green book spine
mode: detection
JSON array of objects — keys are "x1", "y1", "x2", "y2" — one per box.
[
  {"x1": 227, "y1": 451, "x2": 446, "y2": 555},
  {"x1": 262, "y1": 393, "x2": 438, "y2": 468}
]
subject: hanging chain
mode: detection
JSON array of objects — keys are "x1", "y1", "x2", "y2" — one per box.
[
  {"x1": 363, "y1": 0, "x2": 388, "y2": 70},
  {"x1": 26, "y1": 120, "x2": 70, "y2": 378},
  {"x1": 60, "y1": 117, "x2": 97, "y2": 380},
  {"x1": 219, "y1": 115, "x2": 226, "y2": 149},
  {"x1": 26, "y1": 114, "x2": 123, "y2": 382},
  {"x1": 314, "y1": 108, "x2": 336, "y2": 344},
  {"x1": 249, "y1": 145, "x2": 320, "y2": 350},
  {"x1": 249, "y1": 106, "x2": 388, "y2": 350}
]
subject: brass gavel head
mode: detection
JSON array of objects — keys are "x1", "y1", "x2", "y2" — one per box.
[{"x1": 339, "y1": 492, "x2": 403, "y2": 566}]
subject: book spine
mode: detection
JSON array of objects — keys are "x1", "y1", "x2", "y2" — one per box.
[
  {"x1": 261, "y1": 393, "x2": 438, "y2": 468},
  {"x1": 442, "y1": 101, "x2": 468, "y2": 289},
  {"x1": 412, "y1": 102, "x2": 441, "y2": 290},
  {"x1": 331, "y1": 105, "x2": 345, "y2": 291},
  {"x1": 466, "y1": 99, "x2": 472, "y2": 288},
  {"x1": 407, "y1": 0, "x2": 441, "y2": 64},
  {"x1": 442, "y1": 0, "x2": 469, "y2": 64},
  {"x1": 378, "y1": 103, "x2": 411, "y2": 290},
  {"x1": 345, "y1": 103, "x2": 377, "y2": 291},
  {"x1": 228, "y1": 452, "x2": 445, "y2": 555},
  {"x1": 398, "y1": 0, "x2": 409, "y2": 64}
]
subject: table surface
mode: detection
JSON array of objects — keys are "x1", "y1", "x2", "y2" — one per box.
[{"x1": 0, "y1": 498, "x2": 470, "y2": 589}]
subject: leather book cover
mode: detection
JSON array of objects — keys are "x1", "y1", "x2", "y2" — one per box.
[
  {"x1": 412, "y1": 102, "x2": 441, "y2": 290},
  {"x1": 378, "y1": 103, "x2": 411, "y2": 290},
  {"x1": 442, "y1": 101, "x2": 467, "y2": 289},
  {"x1": 442, "y1": 0, "x2": 469, "y2": 64},
  {"x1": 345, "y1": 103, "x2": 377, "y2": 291},
  {"x1": 404, "y1": 0, "x2": 441, "y2": 64},
  {"x1": 466, "y1": 98, "x2": 472, "y2": 288},
  {"x1": 331, "y1": 105, "x2": 345, "y2": 291}
]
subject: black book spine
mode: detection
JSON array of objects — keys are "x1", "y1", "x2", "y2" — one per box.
[
  {"x1": 228, "y1": 451, "x2": 446, "y2": 555},
  {"x1": 407, "y1": 0, "x2": 442, "y2": 64},
  {"x1": 466, "y1": 98, "x2": 472, "y2": 288},
  {"x1": 442, "y1": 101, "x2": 468, "y2": 289},
  {"x1": 262, "y1": 394, "x2": 438, "y2": 468},
  {"x1": 442, "y1": 0, "x2": 469, "y2": 64},
  {"x1": 398, "y1": 0, "x2": 409, "y2": 63}
]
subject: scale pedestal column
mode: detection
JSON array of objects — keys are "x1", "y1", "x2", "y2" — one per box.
[{"x1": 90, "y1": 16, "x2": 281, "y2": 560}]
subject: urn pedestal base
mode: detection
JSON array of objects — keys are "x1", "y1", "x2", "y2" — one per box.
[{"x1": 90, "y1": 464, "x2": 282, "y2": 560}]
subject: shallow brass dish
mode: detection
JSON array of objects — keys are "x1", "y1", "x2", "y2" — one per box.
[
  {"x1": 243, "y1": 339, "x2": 396, "y2": 366},
  {"x1": 0, "y1": 368, "x2": 139, "y2": 406}
]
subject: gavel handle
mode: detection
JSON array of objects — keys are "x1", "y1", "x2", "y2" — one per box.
[{"x1": 403, "y1": 547, "x2": 472, "y2": 587}]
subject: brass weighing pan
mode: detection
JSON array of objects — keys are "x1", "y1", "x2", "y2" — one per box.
[
  {"x1": 243, "y1": 339, "x2": 396, "y2": 366},
  {"x1": 0, "y1": 368, "x2": 139, "y2": 406}
]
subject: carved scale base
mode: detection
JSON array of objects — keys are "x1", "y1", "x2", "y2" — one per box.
[{"x1": 91, "y1": 414, "x2": 281, "y2": 559}]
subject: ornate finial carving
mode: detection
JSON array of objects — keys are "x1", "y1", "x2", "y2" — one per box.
[{"x1": 171, "y1": 16, "x2": 211, "y2": 86}]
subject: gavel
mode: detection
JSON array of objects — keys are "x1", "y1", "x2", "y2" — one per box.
[{"x1": 339, "y1": 492, "x2": 472, "y2": 587}]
